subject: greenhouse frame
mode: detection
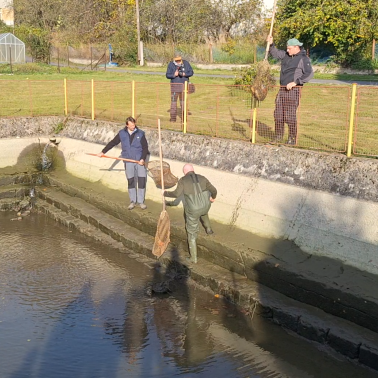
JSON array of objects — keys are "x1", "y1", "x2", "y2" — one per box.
[{"x1": 0, "y1": 33, "x2": 25, "y2": 64}]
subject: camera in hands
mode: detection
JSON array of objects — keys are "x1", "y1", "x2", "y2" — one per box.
[{"x1": 177, "y1": 64, "x2": 185, "y2": 77}]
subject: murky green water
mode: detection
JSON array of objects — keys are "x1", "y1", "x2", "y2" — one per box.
[{"x1": 0, "y1": 212, "x2": 377, "y2": 378}]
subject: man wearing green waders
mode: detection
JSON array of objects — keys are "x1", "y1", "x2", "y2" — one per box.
[{"x1": 164, "y1": 164, "x2": 217, "y2": 263}]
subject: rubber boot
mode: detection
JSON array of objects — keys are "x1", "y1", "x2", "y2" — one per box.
[
  {"x1": 187, "y1": 237, "x2": 198, "y2": 263},
  {"x1": 201, "y1": 214, "x2": 214, "y2": 235}
]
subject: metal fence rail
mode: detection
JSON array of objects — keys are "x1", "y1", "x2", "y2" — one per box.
[{"x1": 0, "y1": 79, "x2": 376, "y2": 158}]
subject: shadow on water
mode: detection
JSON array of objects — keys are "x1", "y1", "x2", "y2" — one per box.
[{"x1": 8, "y1": 281, "x2": 120, "y2": 378}]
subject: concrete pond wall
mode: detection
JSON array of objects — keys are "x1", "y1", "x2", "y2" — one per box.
[{"x1": 0, "y1": 116, "x2": 378, "y2": 276}]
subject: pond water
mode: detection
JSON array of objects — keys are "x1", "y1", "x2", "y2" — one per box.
[{"x1": 0, "y1": 212, "x2": 377, "y2": 378}]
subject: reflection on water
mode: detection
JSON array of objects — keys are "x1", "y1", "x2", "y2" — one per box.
[{"x1": 0, "y1": 212, "x2": 377, "y2": 378}]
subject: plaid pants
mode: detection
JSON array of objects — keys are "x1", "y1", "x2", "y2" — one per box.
[{"x1": 274, "y1": 86, "x2": 301, "y2": 139}]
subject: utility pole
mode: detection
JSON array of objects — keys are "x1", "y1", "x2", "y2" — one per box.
[{"x1": 136, "y1": 0, "x2": 141, "y2": 65}]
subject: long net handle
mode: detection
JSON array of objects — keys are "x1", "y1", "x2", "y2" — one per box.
[
  {"x1": 86, "y1": 153, "x2": 140, "y2": 164},
  {"x1": 158, "y1": 119, "x2": 166, "y2": 211},
  {"x1": 264, "y1": 0, "x2": 278, "y2": 61}
]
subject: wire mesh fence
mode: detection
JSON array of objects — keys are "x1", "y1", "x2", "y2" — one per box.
[
  {"x1": 354, "y1": 86, "x2": 378, "y2": 157},
  {"x1": 0, "y1": 79, "x2": 377, "y2": 158},
  {"x1": 0, "y1": 80, "x2": 64, "y2": 117},
  {"x1": 50, "y1": 46, "x2": 108, "y2": 71}
]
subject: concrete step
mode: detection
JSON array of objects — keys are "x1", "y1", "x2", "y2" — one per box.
[
  {"x1": 0, "y1": 185, "x2": 30, "y2": 200},
  {"x1": 43, "y1": 172, "x2": 378, "y2": 337},
  {"x1": 34, "y1": 185, "x2": 378, "y2": 371}
]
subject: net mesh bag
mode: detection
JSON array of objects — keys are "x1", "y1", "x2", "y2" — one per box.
[
  {"x1": 250, "y1": 60, "x2": 276, "y2": 102},
  {"x1": 152, "y1": 210, "x2": 171, "y2": 257},
  {"x1": 147, "y1": 161, "x2": 178, "y2": 189}
]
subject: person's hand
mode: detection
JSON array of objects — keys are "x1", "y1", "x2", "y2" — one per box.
[
  {"x1": 174, "y1": 69, "x2": 179, "y2": 77},
  {"x1": 138, "y1": 159, "x2": 145, "y2": 166},
  {"x1": 210, "y1": 197, "x2": 215, "y2": 203},
  {"x1": 97, "y1": 152, "x2": 105, "y2": 157},
  {"x1": 267, "y1": 35, "x2": 273, "y2": 45},
  {"x1": 286, "y1": 82, "x2": 297, "y2": 90}
]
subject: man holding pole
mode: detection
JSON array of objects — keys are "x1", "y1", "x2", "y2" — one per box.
[
  {"x1": 267, "y1": 36, "x2": 314, "y2": 145},
  {"x1": 97, "y1": 116, "x2": 149, "y2": 210}
]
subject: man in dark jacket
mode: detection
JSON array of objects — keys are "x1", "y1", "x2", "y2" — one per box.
[
  {"x1": 166, "y1": 56, "x2": 194, "y2": 123},
  {"x1": 164, "y1": 164, "x2": 217, "y2": 263},
  {"x1": 267, "y1": 36, "x2": 314, "y2": 145},
  {"x1": 98, "y1": 116, "x2": 149, "y2": 210}
]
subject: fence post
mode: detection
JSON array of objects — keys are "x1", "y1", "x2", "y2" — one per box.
[
  {"x1": 251, "y1": 105, "x2": 257, "y2": 144},
  {"x1": 183, "y1": 81, "x2": 188, "y2": 133},
  {"x1": 57, "y1": 47, "x2": 60, "y2": 73},
  {"x1": 64, "y1": 78, "x2": 68, "y2": 116},
  {"x1": 132, "y1": 80, "x2": 135, "y2": 118},
  {"x1": 9, "y1": 46, "x2": 12, "y2": 73},
  {"x1": 347, "y1": 83, "x2": 357, "y2": 157},
  {"x1": 91, "y1": 79, "x2": 95, "y2": 120}
]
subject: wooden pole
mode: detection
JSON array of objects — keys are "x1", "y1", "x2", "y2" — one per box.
[
  {"x1": 264, "y1": 0, "x2": 278, "y2": 61},
  {"x1": 372, "y1": 39, "x2": 376, "y2": 60},
  {"x1": 136, "y1": 0, "x2": 141, "y2": 65}
]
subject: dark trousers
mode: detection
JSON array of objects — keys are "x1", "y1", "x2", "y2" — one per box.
[
  {"x1": 170, "y1": 83, "x2": 184, "y2": 121},
  {"x1": 274, "y1": 87, "x2": 301, "y2": 139}
]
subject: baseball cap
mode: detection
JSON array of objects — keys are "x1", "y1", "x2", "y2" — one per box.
[{"x1": 287, "y1": 38, "x2": 303, "y2": 46}]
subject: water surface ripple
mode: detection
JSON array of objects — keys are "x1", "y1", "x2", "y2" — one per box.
[{"x1": 0, "y1": 212, "x2": 376, "y2": 378}]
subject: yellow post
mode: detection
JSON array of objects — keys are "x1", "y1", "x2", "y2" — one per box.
[
  {"x1": 347, "y1": 83, "x2": 357, "y2": 157},
  {"x1": 183, "y1": 81, "x2": 188, "y2": 133},
  {"x1": 91, "y1": 79, "x2": 95, "y2": 120},
  {"x1": 251, "y1": 106, "x2": 257, "y2": 144},
  {"x1": 64, "y1": 78, "x2": 68, "y2": 116},
  {"x1": 132, "y1": 80, "x2": 135, "y2": 118}
]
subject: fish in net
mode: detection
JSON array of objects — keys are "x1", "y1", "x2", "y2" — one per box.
[
  {"x1": 147, "y1": 160, "x2": 178, "y2": 189},
  {"x1": 152, "y1": 209, "x2": 170, "y2": 258}
]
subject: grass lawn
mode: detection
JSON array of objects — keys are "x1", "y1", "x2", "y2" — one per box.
[{"x1": 0, "y1": 63, "x2": 377, "y2": 157}]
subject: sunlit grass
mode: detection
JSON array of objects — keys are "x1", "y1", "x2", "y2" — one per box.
[{"x1": 0, "y1": 63, "x2": 377, "y2": 157}]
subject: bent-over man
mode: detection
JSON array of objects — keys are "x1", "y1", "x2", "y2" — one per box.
[{"x1": 164, "y1": 164, "x2": 217, "y2": 263}]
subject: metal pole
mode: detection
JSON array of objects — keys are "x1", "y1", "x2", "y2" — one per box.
[
  {"x1": 183, "y1": 81, "x2": 188, "y2": 133},
  {"x1": 57, "y1": 47, "x2": 60, "y2": 73},
  {"x1": 251, "y1": 105, "x2": 257, "y2": 144},
  {"x1": 91, "y1": 79, "x2": 95, "y2": 120},
  {"x1": 347, "y1": 83, "x2": 357, "y2": 157},
  {"x1": 9, "y1": 46, "x2": 12, "y2": 73},
  {"x1": 132, "y1": 80, "x2": 135, "y2": 118},
  {"x1": 64, "y1": 78, "x2": 68, "y2": 116}
]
